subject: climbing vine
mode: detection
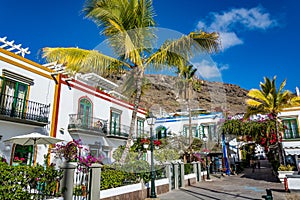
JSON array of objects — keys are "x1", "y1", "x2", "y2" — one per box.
[{"x1": 221, "y1": 118, "x2": 283, "y2": 151}]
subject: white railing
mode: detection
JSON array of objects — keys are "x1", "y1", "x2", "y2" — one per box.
[{"x1": 0, "y1": 36, "x2": 30, "y2": 57}]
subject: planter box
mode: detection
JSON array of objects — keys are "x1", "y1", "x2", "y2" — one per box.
[
  {"x1": 278, "y1": 171, "x2": 295, "y2": 183},
  {"x1": 286, "y1": 175, "x2": 300, "y2": 192}
]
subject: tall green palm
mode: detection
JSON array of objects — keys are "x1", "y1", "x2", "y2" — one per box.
[
  {"x1": 244, "y1": 76, "x2": 300, "y2": 164},
  {"x1": 176, "y1": 64, "x2": 197, "y2": 162},
  {"x1": 42, "y1": 0, "x2": 220, "y2": 164}
]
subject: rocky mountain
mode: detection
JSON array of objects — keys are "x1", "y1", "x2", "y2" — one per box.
[{"x1": 114, "y1": 74, "x2": 248, "y2": 116}]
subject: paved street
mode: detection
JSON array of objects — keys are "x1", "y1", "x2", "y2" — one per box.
[{"x1": 159, "y1": 160, "x2": 299, "y2": 200}]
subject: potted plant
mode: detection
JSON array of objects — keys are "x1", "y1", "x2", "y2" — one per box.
[
  {"x1": 153, "y1": 140, "x2": 161, "y2": 149},
  {"x1": 12, "y1": 156, "x2": 25, "y2": 166},
  {"x1": 141, "y1": 138, "x2": 150, "y2": 149},
  {"x1": 277, "y1": 164, "x2": 295, "y2": 183}
]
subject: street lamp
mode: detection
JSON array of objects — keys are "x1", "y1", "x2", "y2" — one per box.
[
  {"x1": 202, "y1": 135, "x2": 210, "y2": 180},
  {"x1": 146, "y1": 112, "x2": 157, "y2": 198}
]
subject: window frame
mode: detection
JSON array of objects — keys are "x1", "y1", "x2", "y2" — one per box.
[{"x1": 282, "y1": 118, "x2": 299, "y2": 139}]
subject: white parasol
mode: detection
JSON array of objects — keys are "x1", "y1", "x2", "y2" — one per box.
[{"x1": 4, "y1": 132, "x2": 64, "y2": 145}]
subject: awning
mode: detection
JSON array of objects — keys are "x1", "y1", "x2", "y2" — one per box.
[
  {"x1": 282, "y1": 141, "x2": 300, "y2": 155},
  {"x1": 284, "y1": 148, "x2": 300, "y2": 155}
]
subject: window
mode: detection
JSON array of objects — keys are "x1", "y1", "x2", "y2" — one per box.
[
  {"x1": 110, "y1": 109, "x2": 121, "y2": 135},
  {"x1": 78, "y1": 98, "x2": 92, "y2": 127},
  {"x1": 0, "y1": 77, "x2": 28, "y2": 117},
  {"x1": 183, "y1": 125, "x2": 198, "y2": 138},
  {"x1": 89, "y1": 144, "x2": 100, "y2": 158},
  {"x1": 200, "y1": 125, "x2": 209, "y2": 138},
  {"x1": 156, "y1": 126, "x2": 167, "y2": 139},
  {"x1": 200, "y1": 124, "x2": 216, "y2": 140},
  {"x1": 13, "y1": 144, "x2": 33, "y2": 166},
  {"x1": 136, "y1": 118, "x2": 144, "y2": 138},
  {"x1": 282, "y1": 118, "x2": 299, "y2": 139}
]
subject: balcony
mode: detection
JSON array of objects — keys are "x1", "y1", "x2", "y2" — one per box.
[
  {"x1": 68, "y1": 114, "x2": 108, "y2": 136},
  {"x1": 106, "y1": 124, "x2": 129, "y2": 139},
  {"x1": 0, "y1": 93, "x2": 50, "y2": 126}
]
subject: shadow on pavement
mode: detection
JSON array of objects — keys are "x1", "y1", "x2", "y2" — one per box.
[
  {"x1": 240, "y1": 167, "x2": 280, "y2": 183},
  {"x1": 188, "y1": 185, "x2": 261, "y2": 200},
  {"x1": 270, "y1": 188, "x2": 287, "y2": 193}
]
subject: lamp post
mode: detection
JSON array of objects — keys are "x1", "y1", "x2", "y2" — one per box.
[
  {"x1": 202, "y1": 135, "x2": 210, "y2": 180},
  {"x1": 146, "y1": 112, "x2": 157, "y2": 198}
]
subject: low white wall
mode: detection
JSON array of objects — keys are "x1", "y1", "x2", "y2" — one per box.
[
  {"x1": 184, "y1": 173, "x2": 196, "y2": 180},
  {"x1": 287, "y1": 175, "x2": 300, "y2": 191},
  {"x1": 100, "y1": 178, "x2": 169, "y2": 199}
]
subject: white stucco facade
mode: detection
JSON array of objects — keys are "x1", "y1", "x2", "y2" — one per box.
[{"x1": 0, "y1": 44, "x2": 147, "y2": 166}]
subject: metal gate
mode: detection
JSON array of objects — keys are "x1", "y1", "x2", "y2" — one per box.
[
  {"x1": 73, "y1": 165, "x2": 91, "y2": 200},
  {"x1": 178, "y1": 163, "x2": 182, "y2": 188},
  {"x1": 196, "y1": 163, "x2": 200, "y2": 182},
  {"x1": 170, "y1": 163, "x2": 175, "y2": 190}
]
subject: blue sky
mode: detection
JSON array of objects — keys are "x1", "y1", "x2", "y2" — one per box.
[{"x1": 1, "y1": 0, "x2": 299, "y2": 92}]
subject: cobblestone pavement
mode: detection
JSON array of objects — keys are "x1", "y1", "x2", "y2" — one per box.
[{"x1": 159, "y1": 160, "x2": 300, "y2": 200}]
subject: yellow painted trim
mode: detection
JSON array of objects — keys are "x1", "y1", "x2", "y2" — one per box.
[
  {"x1": 0, "y1": 55, "x2": 53, "y2": 80},
  {"x1": 0, "y1": 48, "x2": 53, "y2": 73},
  {"x1": 50, "y1": 73, "x2": 61, "y2": 137},
  {"x1": 48, "y1": 74, "x2": 62, "y2": 165},
  {"x1": 33, "y1": 144, "x2": 37, "y2": 166}
]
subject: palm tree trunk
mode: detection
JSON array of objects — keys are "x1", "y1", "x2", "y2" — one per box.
[
  {"x1": 188, "y1": 82, "x2": 193, "y2": 163},
  {"x1": 120, "y1": 67, "x2": 144, "y2": 164},
  {"x1": 275, "y1": 117, "x2": 285, "y2": 165}
]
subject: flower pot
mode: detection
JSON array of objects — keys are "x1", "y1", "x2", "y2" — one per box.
[
  {"x1": 278, "y1": 171, "x2": 295, "y2": 183},
  {"x1": 143, "y1": 144, "x2": 149, "y2": 149},
  {"x1": 155, "y1": 146, "x2": 159, "y2": 150}
]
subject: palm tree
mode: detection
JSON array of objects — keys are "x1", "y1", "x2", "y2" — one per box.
[
  {"x1": 42, "y1": 0, "x2": 220, "y2": 164},
  {"x1": 176, "y1": 64, "x2": 198, "y2": 162},
  {"x1": 244, "y1": 76, "x2": 300, "y2": 164}
]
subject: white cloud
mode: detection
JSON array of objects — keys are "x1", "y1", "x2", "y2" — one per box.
[
  {"x1": 219, "y1": 32, "x2": 243, "y2": 49},
  {"x1": 194, "y1": 60, "x2": 229, "y2": 79},
  {"x1": 196, "y1": 6, "x2": 278, "y2": 50}
]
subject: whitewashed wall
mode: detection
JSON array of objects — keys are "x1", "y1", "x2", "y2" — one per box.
[{"x1": 0, "y1": 51, "x2": 56, "y2": 165}]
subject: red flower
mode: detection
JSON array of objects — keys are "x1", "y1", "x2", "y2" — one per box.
[
  {"x1": 141, "y1": 139, "x2": 150, "y2": 144},
  {"x1": 153, "y1": 140, "x2": 161, "y2": 146}
]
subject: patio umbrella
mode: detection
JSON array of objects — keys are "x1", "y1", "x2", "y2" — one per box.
[
  {"x1": 4, "y1": 132, "x2": 64, "y2": 145},
  {"x1": 4, "y1": 132, "x2": 64, "y2": 166}
]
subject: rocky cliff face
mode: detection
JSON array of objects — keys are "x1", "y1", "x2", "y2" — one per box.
[{"x1": 115, "y1": 74, "x2": 248, "y2": 115}]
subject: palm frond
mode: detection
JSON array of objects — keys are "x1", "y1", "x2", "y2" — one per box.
[
  {"x1": 246, "y1": 99, "x2": 262, "y2": 107},
  {"x1": 42, "y1": 47, "x2": 128, "y2": 75},
  {"x1": 245, "y1": 76, "x2": 298, "y2": 119},
  {"x1": 287, "y1": 96, "x2": 300, "y2": 107},
  {"x1": 146, "y1": 31, "x2": 220, "y2": 69},
  {"x1": 247, "y1": 89, "x2": 269, "y2": 104},
  {"x1": 83, "y1": 0, "x2": 156, "y2": 64}
]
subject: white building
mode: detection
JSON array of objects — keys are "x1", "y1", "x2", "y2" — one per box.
[
  {"x1": 53, "y1": 72, "x2": 147, "y2": 164},
  {"x1": 153, "y1": 110, "x2": 224, "y2": 167},
  {"x1": 0, "y1": 37, "x2": 148, "y2": 166},
  {"x1": 278, "y1": 106, "x2": 300, "y2": 168},
  {"x1": 154, "y1": 110, "x2": 222, "y2": 141},
  {"x1": 0, "y1": 37, "x2": 56, "y2": 166}
]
